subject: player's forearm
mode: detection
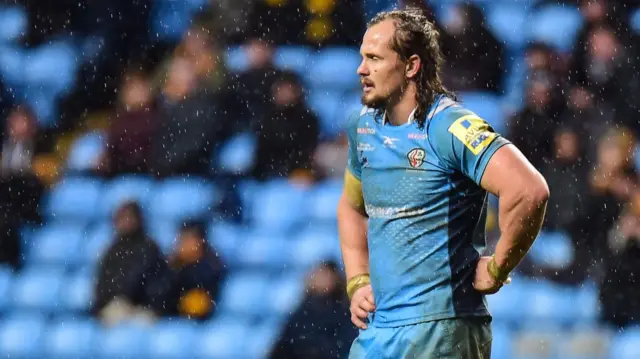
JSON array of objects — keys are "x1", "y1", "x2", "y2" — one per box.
[
  {"x1": 494, "y1": 180, "x2": 549, "y2": 274},
  {"x1": 337, "y1": 195, "x2": 370, "y2": 279}
]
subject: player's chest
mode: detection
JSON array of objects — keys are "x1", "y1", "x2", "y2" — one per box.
[{"x1": 355, "y1": 128, "x2": 435, "y2": 172}]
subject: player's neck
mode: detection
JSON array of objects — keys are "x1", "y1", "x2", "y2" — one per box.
[{"x1": 385, "y1": 87, "x2": 418, "y2": 127}]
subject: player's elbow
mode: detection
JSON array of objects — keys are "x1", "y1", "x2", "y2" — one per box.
[{"x1": 526, "y1": 173, "x2": 550, "y2": 208}]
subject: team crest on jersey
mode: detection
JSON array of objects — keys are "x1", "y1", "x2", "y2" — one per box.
[{"x1": 407, "y1": 148, "x2": 426, "y2": 168}]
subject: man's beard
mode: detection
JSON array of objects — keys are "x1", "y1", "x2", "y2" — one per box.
[{"x1": 361, "y1": 92, "x2": 388, "y2": 109}]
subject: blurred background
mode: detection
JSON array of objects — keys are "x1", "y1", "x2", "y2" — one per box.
[{"x1": 0, "y1": 0, "x2": 639, "y2": 358}]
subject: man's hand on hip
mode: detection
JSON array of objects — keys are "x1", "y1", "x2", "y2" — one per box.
[
  {"x1": 350, "y1": 284, "x2": 375, "y2": 330},
  {"x1": 473, "y1": 256, "x2": 510, "y2": 295}
]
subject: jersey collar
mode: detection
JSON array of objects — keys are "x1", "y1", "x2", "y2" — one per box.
[{"x1": 382, "y1": 106, "x2": 418, "y2": 126}]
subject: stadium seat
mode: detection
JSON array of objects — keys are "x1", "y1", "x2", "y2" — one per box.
[
  {"x1": 526, "y1": 4, "x2": 583, "y2": 53},
  {"x1": 147, "y1": 220, "x2": 179, "y2": 253},
  {"x1": 250, "y1": 179, "x2": 309, "y2": 234},
  {"x1": 149, "y1": 178, "x2": 219, "y2": 221},
  {"x1": 0, "y1": 44, "x2": 24, "y2": 87},
  {"x1": 44, "y1": 177, "x2": 103, "y2": 222},
  {"x1": 528, "y1": 231, "x2": 575, "y2": 269},
  {"x1": 24, "y1": 41, "x2": 78, "y2": 96},
  {"x1": 308, "y1": 178, "x2": 343, "y2": 223},
  {"x1": 0, "y1": 266, "x2": 12, "y2": 312},
  {"x1": 82, "y1": 222, "x2": 115, "y2": 266},
  {"x1": 268, "y1": 274, "x2": 306, "y2": 317},
  {"x1": 486, "y1": 275, "x2": 530, "y2": 324},
  {"x1": 631, "y1": 8, "x2": 640, "y2": 34},
  {"x1": 513, "y1": 327, "x2": 561, "y2": 359},
  {"x1": 237, "y1": 231, "x2": 290, "y2": 269},
  {"x1": 526, "y1": 281, "x2": 580, "y2": 326},
  {"x1": 98, "y1": 175, "x2": 156, "y2": 217},
  {"x1": 97, "y1": 322, "x2": 151, "y2": 359},
  {"x1": 291, "y1": 225, "x2": 339, "y2": 270},
  {"x1": 0, "y1": 314, "x2": 46, "y2": 358},
  {"x1": 11, "y1": 268, "x2": 64, "y2": 313},
  {"x1": 197, "y1": 316, "x2": 248, "y2": 359},
  {"x1": 218, "y1": 271, "x2": 271, "y2": 319},
  {"x1": 215, "y1": 132, "x2": 257, "y2": 175},
  {"x1": 66, "y1": 131, "x2": 106, "y2": 173},
  {"x1": 307, "y1": 47, "x2": 361, "y2": 91},
  {"x1": 610, "y1": 326, "x2": 640, "y2": 359},
  {"x1": 248, "y1": 319, "x2": 285, "y2": 358},
  {"x1": 28, "y1": 224, "x2": 85, "y2": 267},
  {"x1": 150, "y1": 0, "x2": 195, "y2": 43},
  {"x1": 458, "y1": 91, "x2": 507, "y2": 135},
  {"x1": 208, "y1": 221, "x2": 245, "y2": 266},
  {"x1": 23, "y1": 87, "x2": 58, "y2": 127},
  {"x1": 236, "y1": 179, "x2": 259, "y2": 217},
  {"x1": 274, "y1": 46, "x2": 313, "y2": 75},
  {"x1": 59, "y1": 271, "x2": 94, "y2": 313},
  {"x1": 0, "y1": 6, "x2": 27, "y2": 43},
  {"x1": 224, "y1": 46, "x2": 250, "y2": 73},
  {"x1": 307, "y1": 89, "x2": 343, "y2": 137},
  {"x1": 486, "y1": 4, "x2": 528, "y2": 50},
  {"x1": 147, "y1": 319, "x2": 197, "y2": 359},
  {"x1": 491, "y1": 324, "x2": 513, "y2": 359},
  {"x1": 556, "y1": 327, "x2": 613, "y2": 359},
  {"x1": 44, "y1": 317, "x2": 98, "y2": 359}
]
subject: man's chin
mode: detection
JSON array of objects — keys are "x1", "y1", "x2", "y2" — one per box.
[{"x1": 361, "y1": 94, "x2": 385, "y2": 109}]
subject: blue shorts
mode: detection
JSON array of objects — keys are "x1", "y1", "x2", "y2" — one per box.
[{"x1": 348, "y1": 317, "x2": 492, "y2": 359}]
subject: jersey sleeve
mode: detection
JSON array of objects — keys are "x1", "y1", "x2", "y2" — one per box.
[
  {"x1": 346, "y1": 111, "x2": 362, "y2": 180},
  {"x1": 428, "y1": 112, "x2": 511, "y2": 184}
]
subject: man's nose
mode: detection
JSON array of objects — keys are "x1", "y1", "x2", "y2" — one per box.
[{"x1": 357, "y1": 60, "x2": 368, "y2": 76}]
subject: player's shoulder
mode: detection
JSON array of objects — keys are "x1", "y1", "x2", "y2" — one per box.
[
  {"x1": 427, "y1": 99, "x2": 489, "y2": 138},
  {"x1": 346, "y1": 106, "x2": 376, "y2": 134}
]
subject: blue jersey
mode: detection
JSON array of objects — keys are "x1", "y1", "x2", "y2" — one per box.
[{"x1": 346, "y1": 96, "x2": 510, "y2": 328}]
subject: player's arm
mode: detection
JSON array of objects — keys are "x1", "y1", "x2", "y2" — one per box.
[
  {"x1": 337, "y1": 169, "x2": 369, "y2": 280},
  {"x1": 480, "y1": 144, "x2": 549, "y2": 278},
  {"x1": 429, "y1": 112, "x2": 549, "y2": 283}
]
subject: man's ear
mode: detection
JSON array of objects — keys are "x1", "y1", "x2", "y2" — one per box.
[{"x1": 405, "y1": 54, "x2": 421, "y2": 79}]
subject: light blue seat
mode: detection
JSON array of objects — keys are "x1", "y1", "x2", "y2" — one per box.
[
  {"x1": 28, "y1": 224, "x2": 85, "y2": 267},
  {"x1": 11, "y1": 268, "x2": 64, "y2": 313},
  {"x1": 82, "y1": 222, "x2": 115, "y2": 265},
  {"x1": 0, "y1": 314, "x2": 46, "y2": 358},
  {"x1": 526, "y1": 4, "x2": 583, "y2": 53},
  {"x1": 0, "y1": 45, "x2": 24, "y2": 87},
  {"x1": 308, "y1": 179, "x2": 343, "y2": 222},
  {"x1": 334, "y1": 90, "x2": 363, "y2": 130},
  {"x1": 98, "y1": 323, "x2": 150, "y2": 359},
  {"x1": 526, "y1": 281, "x2": 580, "y2": 326},
  {"x1": 555, "y1": 327, "x2": 612, "y2": 359},
  {"x1": 631, "y1": 8, "x2": 640, "y2": 34},
  {"x1": 24, "y1": 41, "x2": 78, "y2": 95},
  {"x1": 486, "y1": 4, "x2": 528, "y2": 51},
  {"x1": 216, "y1": 132, "x2": 257, "y2": 175},
  {"x1": 307, "y1": 47, "x2": 361, "y2": 91},
  {"x1": 458, "y1": 91, "x2": 506, "y2": 135},
  {"x1": 67, "y1": 131, "x2": 106, "y2": 173},
  {"x1": 248, "y1": 319, "x2": 285, "y2": 358},
  {"x1": 44, "y1": 317, "x2": 98, "y2": 359},
  {"x1": 147, "y1": 220, "x2": 179, "y2": 253},
  {"x1": 491, "y1": 323, "x2": 513, "y2": 359},
  {"x1": 224, "y1": 46, "x2": 250, "y2": 73},
  {"x1": 23, "y1": 88, "x2": 58, "y2": 127},
  {"x1": 98, "y1": 176, "x2": 156, "y2": 217},
  {"x1": 609, "y1": 326, "x2": 640, "y2": 359},
  {"x1": 218, "y1": 272, "x2": 271, "y2": 319},
  {"x1": 0, "y1": 6, "x2": 27, "y2": 43},
  {"x1": 237, "y1": 179, "x2": 259, "y2": 217},
  {"x1": 150, "y1": 0, "x2": 194, "y2": 43},
  {"x1": 147, "y1": 319, "x2": 197, "y2": 359},
  {"x1": 250, "y1": 180, "x2": 308, "y2": 234},
  {"x1": 60, "y1": 271, "x2": 94, "y2": 313},
  {"x1": 274, "y1": 46, "x2": 312, "y2": 75},
  {"x1": 45, "y1": 177, "x2": 103, "y2": 222},
  {"x1": 268, "y1": 274, "x2": 305, "y2": 317},
  {"x1": 0, "y1": 267, "x2": 12, "y2": 312},
  {"x1": 529, "y1": 231, "x2": 575, "y2": 269},
  {"x1": 291, "y1": 225, "x2": 339, "y2": 270},
  {"x1": 149, "y1": 178, "x2": 218, "y2": 221},
  {"x1": 197, "y1": 316, "x2": 248, "y2": 359},
  {"x1": 486, "y1": 275, "x2": 530, "y2": 324},
  {"x1": 237, "y1": 231, "x2": 290, "y2": 269},
  {"x1": 208, "y1": 221, "x2": 245, "y2": 266},
  {"x1": 307, "y1": 89, "x2": 342, "y2": 137}
]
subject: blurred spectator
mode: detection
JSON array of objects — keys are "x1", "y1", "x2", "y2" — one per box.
[
  {"x1": 102, "y1": 68, "x2": 158, "y2": 175},
  {"x1": 269, "y1": 261, "x2": 357, "y2": 359},
  {"x1": 600, "y1": 203, "x2": 640, "y2": 328},
  {"x1": 92, "y1": 201, "x2": 167, "y2": 326},
  {"x1": 252, "y1": 71, "x2": 319, "y2": 181},
  {"x1": 439, "y1": 3, "x2": 504, "y2": 93},
  {"x1": 314, "y1": 134, "x2": 349, "y2": 180},
  {"x1": 151, "y1": 222, "x2": 225, "y2": 321},
  {"x1": 0, "y1": 105, "x2": 44, "y2": 269},
  {"x1": 150, "y1": 56, "x2": 220, "y2": 177},
  {"x1": 541, "y1": 126, "x2": 588, "y2": 231},
  {"x1": 508, "y1": 71, "x2": 566, "y2": 170}
]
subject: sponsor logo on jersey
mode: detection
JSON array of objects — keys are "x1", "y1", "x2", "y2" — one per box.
[
  {"x1": 357, "y1": 127, "x2": 376, "y2": 135},
  {"x1": 447, "y1": 115, "x2": 497, "y2": 155},
  {"x1": 407, "y1": 148, "x2": 426, "y2": 168},
  {"x1": 382, "y1": 136, "x2": 399, "y2": 148},
  {"x1": 357, "y1": 142, "x2": 375, "y2": 152},
  {"x1": 408, "y1": 133, "x2": 427, "y2": 140}
]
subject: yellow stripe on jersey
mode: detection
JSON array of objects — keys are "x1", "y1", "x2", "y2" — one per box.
[
  {"x1": 344, "y1": 169, "x2": 365, "y2": 212},
  {"x1": 447, "y1": 115, "x2": 497, "y2": 155}
]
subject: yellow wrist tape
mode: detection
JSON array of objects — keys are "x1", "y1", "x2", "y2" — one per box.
[
  {"x1": 488, "y1": 255, "x2": 510, "y2": 284},
  {"x1": 346, "y1": 273, "x2": 371, "y2": 301}
]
